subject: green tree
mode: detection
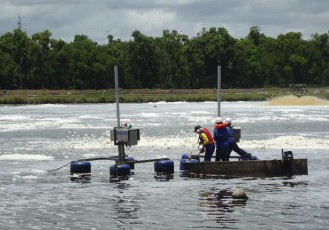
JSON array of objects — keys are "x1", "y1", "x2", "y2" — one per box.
[
  {"x1": 274, "y1": 32, "x2": 308, "y2": 86},
  {"x1": 187, "y1": 27, "x2": 236, "y2": 88},
  {"x1": 66, "y1": 35, "x2": 99, "y2": 89},
  {"x1": 27, "y1": 30, "x2": 53, "y2": 89},
  {"x1": 154, "y1": 30, "x2": 190, "y2": 88},
  {"x1": 0, "y1": 29, "x2": 31, "y2": 88},
  {"x1": 307, "y1": 32, "x2": 329, "y2": 85},
  {"x1": 127, "y1": 31, "x2": 158, "y2": 88}
]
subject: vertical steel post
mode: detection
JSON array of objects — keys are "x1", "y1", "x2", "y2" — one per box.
[
  {"x1": 114, "y1": 66, "x2": 120, "y2": 128},
  {"x1": 114, "y1": 66, "x2": 125, "y2": 162},
  {"x1": 217, "y1": 66, "x2": 221, "y2": 117}
]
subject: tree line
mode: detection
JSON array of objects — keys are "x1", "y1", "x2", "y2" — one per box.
[{"x1": 0, "y1": 26, "x2": 328, "y2": 90}]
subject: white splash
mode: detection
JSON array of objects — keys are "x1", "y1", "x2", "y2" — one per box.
[
  {"x1": 148, "y1": 101, "x2": 167, "y2": 105},
  {"x1": 241, "y1": 135, "x2": 329, "y2": 150},
  {"x1": 78, "y1": 115, "x2": 101, "y2": 119},
  {"x1": 138, "y1": 135, "x2": 329, "y2": 151},
  {"x1": 0, "y1": 154, "x2": 54, "y2": 161},
  {"x1": 139, "y1": 112, "x2": 161, "y2": 118},
  {"x1": 0, "y1": 115, "x2": 29, "y2": 121},
  {"x1": 237, "y1": 113, "x2": 329, "y2": 123},
  {"x1": 189, "y1": 111, "x2": 212, "y2": 115}
]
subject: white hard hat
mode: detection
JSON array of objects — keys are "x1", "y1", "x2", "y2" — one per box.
[
  {"x1": 215, "y1": 117, "x2": 223, "y2": 123},
  {"x1": 224, "y1": 117, "x2": 231, "y2": 124}
]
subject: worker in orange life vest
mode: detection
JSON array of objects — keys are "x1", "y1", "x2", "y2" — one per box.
[
  {"x1": 194, "y1": 125, "x2": 215, "y2": 161},
  {"x1": 224, "y1": 117, "x2": 254, "y2": 160},
  {"x1": 213, "y1": 117, "x2": 229, "y2": 161}
]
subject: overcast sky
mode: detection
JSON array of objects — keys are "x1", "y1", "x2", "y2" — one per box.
[{"x1": 1, "y1": 0, "x2": 329, "y2": 44}]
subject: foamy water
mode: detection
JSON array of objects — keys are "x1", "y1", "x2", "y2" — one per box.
[
  {"x1": 0, "y1": 102, "x2": 328, "y2": 229},
  {"x1": 0, "y1": 154, "x2": 53, "y2": 161}
]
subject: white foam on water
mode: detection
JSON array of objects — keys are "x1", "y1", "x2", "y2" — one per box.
[
  {"x1": 148, "y1": 101, "x2": 188, "y2": 105},
  {"x1": 148, "y1": 101, "x2": 167, "y2": 104},
  {"x1": 30, "y1": 169, "x2": 47, "y2": 174},
  {"x1": 0, "y1": 154, "x2": 54, "y2": 161},
  {"x1": 82, "y1": 153, "x2": 99, "y2": 158},
  {"x1": 186, "y1": 115, "x2": 216, "y2": 124},
  {"x1": 78, "y1": 115, "x2": 101, "y2": 119},
  {"x1": 237, "y1": 113, "x2": 329, "y2": 123},
  {"x1": 139, "y1": 112, "x2": 162, "y2": 118},
  {"x1": 18, "y1": 175, "x2": 39, "y2": 180},
  {"x1": 171, "y1": 101, "x2": 187, "y2": 104},
  {"x1": 138, "y1": 135, "x2": 201, "y2": 151},
  {"x1": 0, "y1": 122, "x2": 87, "y2": 132},
  {"x1": 238, "y1": 116, "x2": 286, "y2": 123},
  {"x1": 12, "y1": 170, "x2": 47, "y2": 180},
  {"x1": 6, "y1": 134, "x2": 114, "y2": 153},
  {"x1": 137, "y1": 134, "x2": 329, "y2": 152},
  {"x1": 65, "y1": 136, "x2": 113, "y2": 150},
  {"x1": 189, "y1": 111, "x2": 213, "y2": 115},
  {"x1": 140, "y1": 123, "x2": 162, "y2": 127},
  {"x1": 165, "y1": 112, "x2": 188, "y2": 116},
  {"x1": 28, "y1": 104, "x2": 67, "y2": 108},
  {"x1": 269, "y1": 108, "x2": 304, "y2": 112},
  {"x1": 0, "y1": 117, "x2": 111, "y2": 132},
  {"x1": 0, "y1": 115, "x2": 30, "y2": 121},
  {"x1": 242, "y1": 135, "x2": 329, "y2": 150}
]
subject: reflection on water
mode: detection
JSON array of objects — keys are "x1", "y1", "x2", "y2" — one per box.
[
  {"x1": 267, "y1": 95, "x2": 329, "y2": 106},
  {"x1": 282, "y1": 181, "x2": 308, "y2": 187},
  {"x1": 112, "y1": 182, "x2": 143, "y2": 225},
  {"x1": 198, "y1": 188, "x2": 247, "y2": 225}
]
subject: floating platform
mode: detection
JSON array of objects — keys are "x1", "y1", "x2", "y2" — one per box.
[{"x1": 183, "y1": 158, "x2": 308, "y2": 178}]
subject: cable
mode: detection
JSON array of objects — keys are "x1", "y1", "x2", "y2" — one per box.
[
  {"x1": 47, "y1": 161, "x2": 72, "y2": 173},
  {"x1": 46, "y1": 155, "x2": 119, "y2": 173}
]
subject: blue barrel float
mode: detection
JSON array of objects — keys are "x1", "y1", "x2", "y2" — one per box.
[
  {"x1": 70, "y1": 161, "x2": 91, "y2": 174},
  {"x1": 154, "y1": 159, "x2": 174, "y2": 175},
  {"x1": 180, "y1": 158, "x2": 189, "y2": 170},
  {"x1": 125, "y1": 156, "x2": 135, "y2": 170},
  {"x1": 110, "y1": 164, "x2": 131, "y2": 179},
  {"x1": 180, "y1": 153, "x2": 189, "y2": 171},
  {"x1": 180, "y1": 154, "x2": 200, "y2": 171},
  {"x1": 180, "y1": 159, "x2": 199, "y2": 171}
]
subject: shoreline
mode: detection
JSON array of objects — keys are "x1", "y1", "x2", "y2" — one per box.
[{"x1": 0, "y1": 88, "x2": 328, "y2": 104}]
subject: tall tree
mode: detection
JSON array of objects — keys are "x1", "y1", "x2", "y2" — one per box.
[
  {"x1": 127, "y1": 31, "x2": 158, "y2": 88},
  {"x1": 155, "y1": 30, "x2": 189, "y2": 88}
]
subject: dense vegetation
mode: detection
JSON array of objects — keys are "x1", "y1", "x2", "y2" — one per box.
[{"x1": 0, "y1": 26, "x2": 329, "y2": 90}]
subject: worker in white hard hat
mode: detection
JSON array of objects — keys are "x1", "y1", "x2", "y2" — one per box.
[
  {"x1": 224, "y1": 118, "x2": 256, "y2": 160},
  {"x1": 213, "y1": 117, "x2": 229, "y2": 161},
  {"x1": 215, "y1": 117, "x2": 223, "y2": 123}
]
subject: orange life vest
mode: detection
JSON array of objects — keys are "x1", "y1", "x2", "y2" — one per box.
[{"x1": 201, "y1": 128, "x2": 214, "y2": 144}]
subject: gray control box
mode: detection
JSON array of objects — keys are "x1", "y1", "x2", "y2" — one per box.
[{"x1": 110, "y1": 128, "x2": 140, "y2": 145}]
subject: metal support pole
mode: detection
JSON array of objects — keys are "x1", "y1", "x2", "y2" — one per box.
[
  {"x1": 114, "y1": 66, "x2": 120, "y2": 128},
  {"x1": 114, "y1": 66, "x2": 125, "y2": 162},
  {"x1": 118, "y1": 144, "x2": 125, "y2": 162},
  {"x1": 217, "y1": 66, "x2": 221, "y2": 117}
]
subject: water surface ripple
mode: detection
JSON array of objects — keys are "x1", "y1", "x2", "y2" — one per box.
[{"x1": 0, "y1": 102, "x2": 328, "y2": 229}]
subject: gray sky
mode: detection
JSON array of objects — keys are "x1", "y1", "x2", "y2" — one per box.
[{"x1": 1, "y1": 0, "x2": 329, "y2": 44}]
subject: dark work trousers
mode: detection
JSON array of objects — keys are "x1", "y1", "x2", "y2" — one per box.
[
  {"x1": 204, "y1": 143, "x2": 215, "y2": 161},
  {"x1": 228, "y1": 142, "x2": 252, "y2": 159},
  {"x1": 215, "y1": 142, "x2": 229, "y2": 161}
]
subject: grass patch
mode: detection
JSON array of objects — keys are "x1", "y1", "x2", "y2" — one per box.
[{"x1": 0, "y1": 88, "x2": 328, "y2": 104}]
